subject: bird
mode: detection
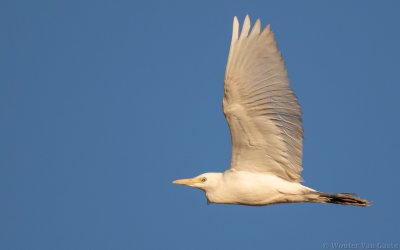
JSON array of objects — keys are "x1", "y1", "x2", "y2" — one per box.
[{"x1": 172, "y1": 15, "x2": 370, "y2": 207}]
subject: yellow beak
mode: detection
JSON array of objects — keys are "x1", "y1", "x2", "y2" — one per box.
[{"x1": 172, "y1": 178, "x2": 200, "y2": 186}]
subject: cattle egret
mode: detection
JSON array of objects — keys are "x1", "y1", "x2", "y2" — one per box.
[{"x1": 173, "y1": 16, "x2": 369, "y2": 207}]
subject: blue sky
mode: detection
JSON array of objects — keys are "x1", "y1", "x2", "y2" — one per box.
[{"x1": 2, "y1": 0, "x2": 400, "y2": 249}]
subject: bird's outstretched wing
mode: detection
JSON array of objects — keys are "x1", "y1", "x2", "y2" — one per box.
[{"x1": 224, "y1": 16, "x2": 303, "y2": 182}]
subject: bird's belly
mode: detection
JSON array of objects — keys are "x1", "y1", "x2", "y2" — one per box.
[{"x1": 207, "y1": 186, "x2": 282, "y2": 205}]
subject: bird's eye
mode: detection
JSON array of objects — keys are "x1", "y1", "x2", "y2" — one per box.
[{"x1": 201, "y1": 177, "x2": 207, "y2": 182}]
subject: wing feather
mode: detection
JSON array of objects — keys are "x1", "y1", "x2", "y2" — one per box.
[{"x1": 224, "y1": 16, "x2": 304, "y2": 182}]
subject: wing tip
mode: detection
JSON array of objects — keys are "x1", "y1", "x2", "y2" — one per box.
[
  {"x1": 239, "y1": 15, "x2": 251, "y2": 40},
  {"x1": 235, "y1": 15, "x2": 267, "y2": 39},
  {"x1": 250, "y1": 18, "x2": 261, "y2": 37},
  {"x1": 261, "y1": 23, "x2": 271, "y2": 35},
  {"x1": 232, "y1": 16, "x2": 239, "y2": 42}
]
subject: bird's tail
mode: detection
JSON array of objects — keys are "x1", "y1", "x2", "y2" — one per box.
[{"x1": 317, "y1": 192, "x2": 370, "y2": 207}]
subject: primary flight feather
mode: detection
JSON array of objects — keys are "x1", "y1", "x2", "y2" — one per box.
[{"x1": 173, "y1": 15, "x2": 369, "y2": 207}]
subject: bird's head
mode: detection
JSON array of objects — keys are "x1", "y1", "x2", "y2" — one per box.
[{"x1": 172, "y1": 172, "x2": 222, "y2": 191}]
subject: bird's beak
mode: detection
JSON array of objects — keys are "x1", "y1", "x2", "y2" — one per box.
[{"x1": 172, "y1": 178, "x2": 200, "y2": 186}]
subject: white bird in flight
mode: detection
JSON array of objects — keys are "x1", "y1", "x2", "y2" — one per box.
[{"x1": 173, "y1": 16, "x2": 369, "y2": 207}]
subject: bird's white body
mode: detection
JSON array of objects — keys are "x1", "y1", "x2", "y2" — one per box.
[
  {"x1": 173, "y1": 16, "x2": 369, "y2": 207},
  {"x1": 195, "y1": 171, "x2": 315, "y2": 206}
]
